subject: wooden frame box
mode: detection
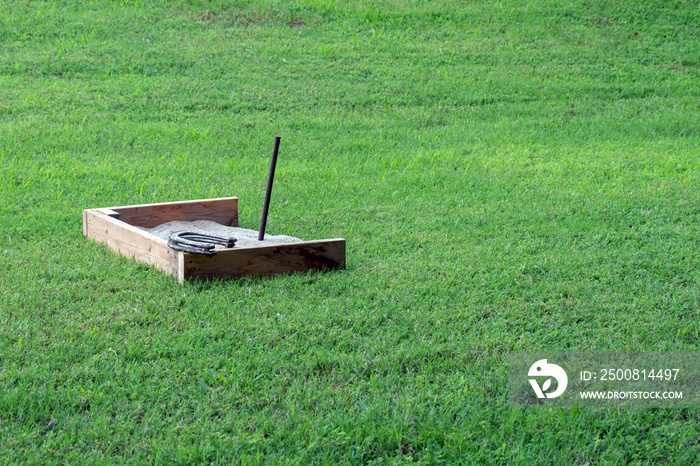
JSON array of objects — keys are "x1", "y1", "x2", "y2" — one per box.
[{"x1": 83, "y1": 197, "x2": 346, "y2": 283}]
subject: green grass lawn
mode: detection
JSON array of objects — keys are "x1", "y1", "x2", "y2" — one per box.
[{"x1": 1, "y1": 0, "x2": 699, "y2": 463}]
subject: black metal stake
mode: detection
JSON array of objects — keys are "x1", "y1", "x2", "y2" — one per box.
[{"x1": 258, "y1": 136, "x2": 281, "y2": 241}]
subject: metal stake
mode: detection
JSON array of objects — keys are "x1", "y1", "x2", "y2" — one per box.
[{"x1": 258, "y1": 136, "x2": 281, "y2": 241}]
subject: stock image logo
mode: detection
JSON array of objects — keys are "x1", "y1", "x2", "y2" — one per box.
[{"x1": 528, "y1": 359, "x2": 568, "y2": 399}]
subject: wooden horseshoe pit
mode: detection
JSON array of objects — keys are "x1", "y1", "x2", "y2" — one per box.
[{"x1": 82, "y1": 197, "x2": 346, "y2": 283}]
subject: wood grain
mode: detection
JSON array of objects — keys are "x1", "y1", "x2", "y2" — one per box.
[
  {"x1": 84, "y1": 209, "x2": 177, "y2": 275},
  {"x1": 178, "y1": 239, "x2": 346, "y2": 282},
  {"x1": 106, "y1": 197, "x2": 239, "y2": 228}
]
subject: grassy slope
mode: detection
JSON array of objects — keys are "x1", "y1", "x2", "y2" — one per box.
[{"x1": 1, "y1": 0, "x2": 699, "y2": 463}]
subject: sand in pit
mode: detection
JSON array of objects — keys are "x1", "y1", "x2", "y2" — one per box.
[{"x1": 141, "y1": 220, "x2": 302, "y2": 249}]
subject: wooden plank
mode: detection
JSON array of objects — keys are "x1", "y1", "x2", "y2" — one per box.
[
  {"x1": 98, "y1": 208, "x2": 120, "y2": 219},
  {"x1": 178, "y1": 239, "x2": 346, "y2": 282},
  {"x1": 82, "y1": 209, "x2": 88, "y2": 237},
  {"x1": 84, "y1": 209, "x2": 177, "y2": 275},
  {"x1": 106, "y1": 197, "x2": 239, "y2": 228}
]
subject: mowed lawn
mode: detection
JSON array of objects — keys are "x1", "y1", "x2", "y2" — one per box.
[{"x1": 1, "y1": 0, "x2": 699, "y2": 463}]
